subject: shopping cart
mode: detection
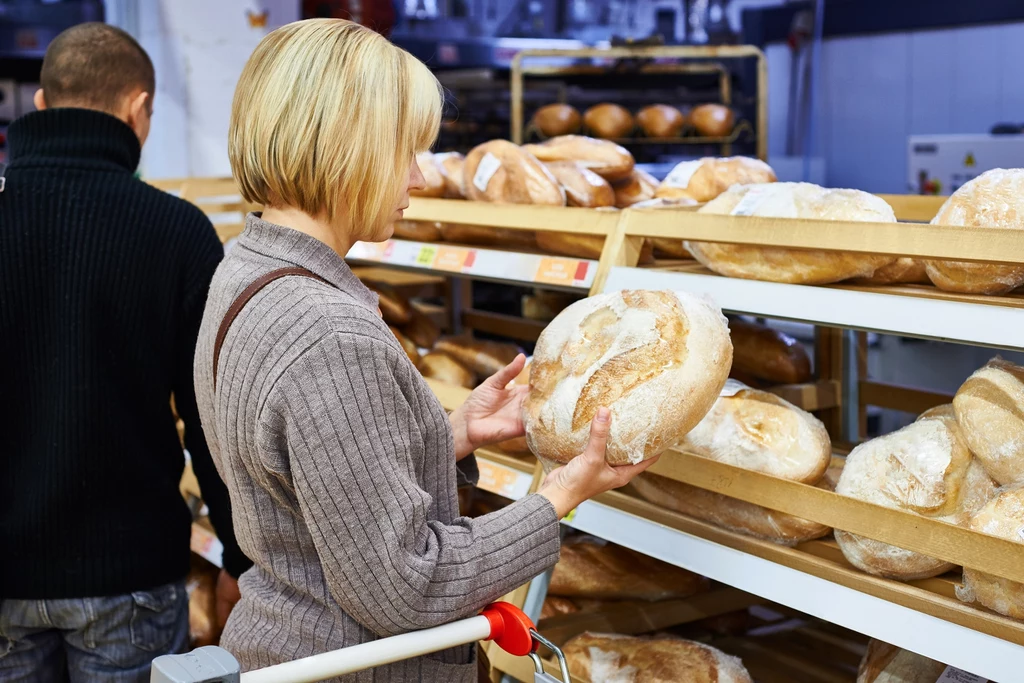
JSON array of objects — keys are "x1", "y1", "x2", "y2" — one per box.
[{"x1": 151, "y1": 601, "x2": 571, "y2": 683}]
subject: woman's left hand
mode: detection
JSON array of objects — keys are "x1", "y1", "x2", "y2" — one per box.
[{"x1": 450, "y1": 354, "x2": 529, "y2": 460}]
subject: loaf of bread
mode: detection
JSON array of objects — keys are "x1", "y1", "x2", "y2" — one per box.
[
  {"x1": 410, "y1": 151, "x2": 448, "y2": 198},
  {"x1": 550, "y1": 535, "x2": 709, "y2": 601},
  {"x1": 392, "y1": 220, "x2": 442, "y2": 242},
  {"x1": 583, "y1": 103, "x2": 635, "y2": 139},
  {"x1": 399, "y1": 306, "x2": 440, "y2": 349},
  {"x1": 636, "y1": 104, "x2": 686, "y2": 138},
  {"x1": 953, "y1": 357, "x2": 1024, "y2": 486},
  {"x1": 533, "y1": 103, "x2": 582, "y2": 138},
  {"x1": 439, "y1": 223, "x2": 537, "y2": 251},
  {"x1": 957, "y1": 486, "x2": 1024, "y2": 619},
  {"x1": 543, "y1": 161, "x2": 616, "y2": 207},
  {"x1": 613, "y1": 168, "x2": 659, "y2": 208},
  {"x1": 655, "y1": 156, "x2": 776, "y2": 203},
  {"x1": 464, "y1": 139, "x2": 566, "y2": 205},
  {"x1": 419, "y1": 351, "x2": 475, "y2": 388},
  {"x1": 925, "y1": 169, "x2": 1024, "y2": 294},
  {"x1": 524, "y1": 135, "x2": 635, "y2": 182},
  {"x1": 434, "y1": 152, "x2": 466, "y2": 198},
  {"x1": 632, "y1": 467, "x2": 838, "y2": 546},
  {"x1": 523, "y1": 290, "x2": 732, "y2": 466},
  {"x1": 535, "y1": 231, "x2": 656, "y2": 265},
  {"x1": 688, "y1": 183, "x2": 899, "y2": 285},
  {"x1": 632, "y1": 197, "x2": 701, "y2": 259},
  {"x1": 690, "y1": 104, "x2": 735, "y2": 138},
  {"x1": 563, "y1": 633, "x2": 753, "y2": 683},
  {"x1": 835, "y1": 414, "x2": 997, "y2": 580},
  {"x1": 540, "y1": 596, "x2": 579, "y2": 620},
  {"x1": 856, "y1": 639, "x2": 947, "y2": 683},
  {"x1": 365, "y1": 283, "x2": 412, "y2": 325},
  {"x1": 853, "y1": 258, "x2": 929, "y2": 285},
  {"x1": 728, "y1": 317, "x2": 812, "y2": 385},
  {"x1": 389, "y1": 326, "x2": 420, "y2": 367},
  {"x1": 434, "y1": 336, "x2": 520, "y2": 378}
]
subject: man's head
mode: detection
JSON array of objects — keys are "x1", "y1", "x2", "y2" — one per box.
[{"x1": 34, "y1": 22, "x2": 155, "y2": 146}]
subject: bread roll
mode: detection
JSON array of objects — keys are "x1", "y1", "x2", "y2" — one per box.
[
  {"x1": 365, "y1": 283, "x2": 412, "y2": 325},
  {"x1": 434, "y1": 337, "x2": 520, "y2": 378},
  {"x1": 613, "y1": 168, "x2": 659, "y2": 208},
  {"x1": 853, "y1": 258, "x2": 929, "y2": 285},
  {"x1": 439, "y1": 223, "x2": 537, "y2": 251},
  {"x1": 523, "y1": 290, "x2": 732, "y2": 466},
  {"x1": 632, "y1": 468, "x2": 838, "y2": 546},
  {"x1": 690, "y1": 104, "x2": 735, "y2": 137},
  {"x1": 728, "y1": 317, "x2": 812, "y2": 385},
  {"x1": 524, "y1": 135, "x2": 635, "y2": 182},
  {"x1": 550, "y1": 535, "x2": 709, "y2": 601},
  {"x1": 399, "y1": 306, "x2": 440, "y2": 349},
  {"x1": 856, "y1": 639, "x2": 947, "y2": 683},
  {"x1": 925, "y1": 169, "x2": 1024, "y2": 294},
  {"x1": 655, "y1": 156, "x2": 776, "y2": 203},
  {"x1": 389, "y1": 326, "x2": 420, "y2": 367},
  {"x1": 392, "y1": 220, "x2": 442, "y2": 242},
  {"x1": 953, "y1": 357, "x2": 1024, "y2": 486},
  {"x1": 535, "y1": 231, "x2": 656, "y2": 265},
  {"x1": 835, "y1": 415, "x2": 997, "y2": 580},
  {"x1": 543, "y1": 161, "x2": 616, "y2": 208},
  {"x1": 419, "y1": 351, "x2": 475, "y2": 388},
  {"x1": 464, "y1": 139, "x2": 565, "y2": 205},
  {"x1": 533, "y1": 103, "x2": 582, "y2": 138},
  {"x1": 434, "y1": 152, "x2": 465, "y2": 198},
  {"x1": 957, "y1": 486, "x2": 1024, "y2": 618},
  {"x1": 410, "y1": 151, "x2": 447, "y2": 198},
  {"x1": 583, "y1": 103, "x2": 635, "y2": 139},
  {"x1": 688, "y1": 183, "x2": 898, "y2": 285},
  {"x1": 636, "y1": 104, "x2": 686, "y2": 138},
  {"x1": 540, "y1": 596, "x2": 579, "y2": 620},
  {"x1": 563, "y1": 633, "x2": 753, "y2": 683}
]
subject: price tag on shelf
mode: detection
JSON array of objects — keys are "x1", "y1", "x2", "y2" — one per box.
[
  {"x1": 415, "y1": 245, "x2": 438, "y2": 267},
  {"x1": 434, "y1": 246, "x2": 471, "y2": 272},
  {"x1": 347, "y1": 240, "x2": 393, "y2": 261},
  {"x1": 190, "y1": 523, "x2": 224, "y2": 568},
  {"x1": 562, "y1": 508, "x2": 578, "y2": 523},
  {"x1": 936, "y1": 667, "x2": 987, "y2": 683},
  {"x1": 534, "y1": 257, "x2": 589, "y2": 287},
  {"x1": 477, "y1": 460, "x2": 521, "y2": 499}
]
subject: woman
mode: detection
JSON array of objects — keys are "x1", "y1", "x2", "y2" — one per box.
[{"x1": 194, "y1": 19, "x2": 657, "y2": 680}]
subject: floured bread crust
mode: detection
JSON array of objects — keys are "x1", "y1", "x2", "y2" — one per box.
[
  {"x1": 957, "y1": 486, "x2": 1024, "y2": 619},
  {"x1": 654, "y1": 156, "x2": 776, "y2": 203},
  {"x1": 953, "y1": 357, "x2": 1024, "y2": 486},
  {"x1": 856, "y1": 639, "x2": 947, "y2": 683},
  {"x1": 563, "y1": 632, "x2": 752, "y2": 683}
]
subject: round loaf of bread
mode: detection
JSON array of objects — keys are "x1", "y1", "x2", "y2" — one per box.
[
  {"x1": 925, "y1": 169, "x2": 1024, "y2": 294},
  {"x1": 464, "y1": 140, "x2": 565, "y2": 205},
  {"x1": 954, "y1": 357, "x2": 1024, "y2": 486},
  {"x1": 856, "y1": 640, "x2": 947, "y2": 683},
  {"x1": 434, "y1": 152, "x2": 465, "y2": 198},
  {"x1": 655, "y1": 156, "x2": 776, "y2": 203},
  {"x1": 688, "y1": 182, "x2": 899, "y2": 285},
  {"x1": 410, "y1": 151, "x2": 447, "y2": 198},
  {"x1": 835, "y1": 415, "x2": 997, "y2": 580},
  {"x1": 563, "y1": 633, "x2": 753, "y2": 683},
  {"x1": 728, "y1": 317, "x2": 812, "y2": 385},
  {"x1": 523, "y1": 290, "x2": 732, "y2": 466},
  {"x1": 533, "y1": 103, "x2": 582, "y2": 137},
  {"x1": 690, "y1": 104, "x2": 735, "y2": 137},
  {"x1": 524, "y1": 135, "x2": 635, "y2": 182},
  {"x1": 637, "y1": 104, "x2": 686, "y2": 138},
  {"x1": 543, "y1": 161, "x2": 615, "y2": 208},
  {"x1": 852, "y1": 258, "x2": 929, "y2": 285},
  {"x1": 612, "y1": 168, "x2": 659, "y2": 208},
  {"x1": 583, "y1": 103, "x2": 635, "y2": 139},
  {"x1": 957, "y1": 487, "x2": 1024, "y2": 619}
]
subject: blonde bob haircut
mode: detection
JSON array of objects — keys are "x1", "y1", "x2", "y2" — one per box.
[{"x1": 229, "y1": 19, "x2": 442, "y2": 236}]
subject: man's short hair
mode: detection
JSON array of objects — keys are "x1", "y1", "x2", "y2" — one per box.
[{"x1": 40, "y1": 22, "x2": 155, "y2": 113}]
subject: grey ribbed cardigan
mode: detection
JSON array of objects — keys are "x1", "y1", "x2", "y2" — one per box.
[{"x1": 194, "y1": 215, "x2": 561, "y2": 681}]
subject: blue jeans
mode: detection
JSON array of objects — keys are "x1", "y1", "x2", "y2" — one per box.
[{"x1": 0, "y1": 580, "x2": 188, "y2": 683}]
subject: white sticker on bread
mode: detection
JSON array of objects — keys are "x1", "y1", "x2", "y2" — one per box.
[
  {"x1": 731, "y1": 185, "x2": 780, "y2": 216},
  {"x1": 719, "y1": 378, "x2": 748, "y2": 397},
  {"x1": 473, "y1": 152, "x2": 502, "y2": 192},
  {"x1": 935, "y1": 666, "x2": 987, "y2": 683},
  {"x1": 662, "y1": 160, "x2": 703, "y2": 189}
]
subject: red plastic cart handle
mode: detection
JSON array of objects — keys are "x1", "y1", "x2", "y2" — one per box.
[{"x1": 481, "y1": 602, "x2": 537, "y2": 656}]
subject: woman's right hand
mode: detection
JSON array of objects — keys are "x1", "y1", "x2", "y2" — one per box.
[{"x1": 537, "y1": 407, "x2": 661, "y2": 519}]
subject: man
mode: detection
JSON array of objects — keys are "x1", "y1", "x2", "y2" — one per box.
[{"x1": 0, "y1": 23, "x2": 251, "y2": 682}]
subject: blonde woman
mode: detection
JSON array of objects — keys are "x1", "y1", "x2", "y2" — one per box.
[{"x1": 194, "y1": 19, "x2": 657, "y2": 680}]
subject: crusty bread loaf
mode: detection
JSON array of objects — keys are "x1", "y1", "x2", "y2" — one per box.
[
  {"x1": 953, "y1": 357, "x2": 1024, "y2": 486},
  {"x1": 533, "y1": 103, "x2": 582, "y2": 138},
  {"x1": 632, "y1": 467, "x2": 838, "y2": 546},
  {"x1": 681, "y1": 380, "x2": 831, "y2": 483},
  {"x1": 535, "y1": 231, "x2": 656, "y2": 265},
  {"x1": 434, "y1": 152, "x2": 466, "y2": 198},
  {"x1": 464, "y1": 139, "x2": 566, "y2": 205},
  {"x1": 439, "y1": 223, "x2": 537, "y2": 251},
  {"x1": 563, "y1": 633, "x2": 753, "y2": 683},
  {"x1": 419, "y1": 351, "x2": 475, "y2": 389},
  {"x1": 583, "y1": 103, "x2": 635, "y2": 139},
  {"x1": 434, "y1": 337, "x2": 520, "y2": 378},
  {"x1": 853, "y1": 258, "x2": 929, "y2": 285},
  {"x1": 410, "y1": 151, "x2": 447, "y2": 198},
  {"x1": 925, "y1": 169, "x2": 1024, "y2": 294},
  {"x1": 550, "y1": 535, "x2": 710, "y2": 601},
  {"x1": 856, "y1": 639, "x2": 947, "y2": 683},
  {"x1": 543, "y1": 161, "x2": 616, "y2": 207},
  {"x1": 365, "y1": 283, "x2": 412, "y2": 325},
  {"x1": 655, "y1": 156, "x2": 776, "y2": 203},
  {"x1": 688, "y1": 183, "x2": 899, "y2": 285},
  {"x1": 957, "y1": 486, "x2": 1024, "y2": 619},
  {"x1": 392, "y1": 220, "x2": 442, "y2": 242},
  {"x1": 690, "y1": 104, "x2": 735, "y2": 138},
  {"x1": 523, "y1": 290, "x2": 732, "y2": 466},
  {"x1": 835, "y1": 415, "x2": 997, "y2": 580},
  {"x1": 636, "y1": 104, "x2": 686, "y2": 138},
  {"x1": 524, "y1": 135, "x2": 635, "y2": 182},
  {"x1": 389, "y1": 326, "x2": 420, "y2": 367},
  {"x1": 613, "y1": 169, "x2": 659, "y2": 208},
  {"x1": 399, "y1": 306, "x2": 440, "y2": 349},
  {"x1": 630, "y1": 197, "x2": 701, "y2": 258},
  {"x1": 540, "y1": 596, "x2": 579, "y2": 620},
  {"x1": 728, "y1": 317, "x2": 812, "y2": 385}
]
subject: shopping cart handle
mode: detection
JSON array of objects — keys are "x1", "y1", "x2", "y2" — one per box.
[
  {"x1": 481, "y1": 601, "x2": 537, "y2": 657},
  {"x1": 151, "y1": 646, "x2": 240, "y2": 683}
]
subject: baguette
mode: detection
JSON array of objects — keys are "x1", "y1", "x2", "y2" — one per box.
[{"x1": 434, "y1": 337, "x2": 520, "y2": 378}]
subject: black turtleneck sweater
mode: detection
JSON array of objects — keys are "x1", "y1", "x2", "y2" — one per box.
[{"x1": 0, "y1": 108, "x2": 251, "y2": 599}]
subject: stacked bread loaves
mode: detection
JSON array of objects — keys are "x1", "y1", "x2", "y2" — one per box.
[
  {"x1": 688, "y1": 182, "x2": 899, "y2": 285},
  {"x1": 464, "y1": 139, "x2": 566, "y2": 205},
  {"x1": 956, "y1": 486, "x2": 1024, "y2": 619},
  {"x1": 524, "y1": 135, "x2": 635, "y2": 182},
  {"x1": 856, "y1": 639, "x2": 947, "y2": 683},
  {"x1": 655, "y1": 156, "x2": 776, "y2": 203},
  {"x1": 953, "y1": 357, "x2": 1024, "y2": 487},
  {"x1": 563, "y1": 633, "x2": 753, "y2": 683},
  {"x1": 523, "y1": 290, "x2": 732, "y2": 467}
]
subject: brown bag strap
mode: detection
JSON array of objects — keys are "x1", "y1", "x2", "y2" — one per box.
[{"x1": 213, "y1": 267, "x2": 331, "y2": 391}]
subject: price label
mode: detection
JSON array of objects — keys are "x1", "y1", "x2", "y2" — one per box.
[
  {"x1": 534, "y1": 257, "x2": 589, "y2": 286},
  {"x1": 415, "y1": 245, "x2": 438, "y2": 267},
  {"x1": 434, "y1": 246, "x2": 470, "y2": 272},
  {"x1": 562, "y1": 508, "x2": 578, "y2": 523},
  {"x1": 935, "y1": 667, "x2": 987, "y2": 683},
  {"x1": 477, "y1": 460, "x2": 521, "y2": 498}
]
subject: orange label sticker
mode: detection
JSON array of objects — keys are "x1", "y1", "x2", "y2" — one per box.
[
  {"x1": 434, "y1": 246, "x2": 469, "y2": 272},
  {"x1": 534, "y1": 257, "x2": 583, "y2": 286},
  {"x1": 477, "y1": 460, "x2": 519, "y2": 498}
]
